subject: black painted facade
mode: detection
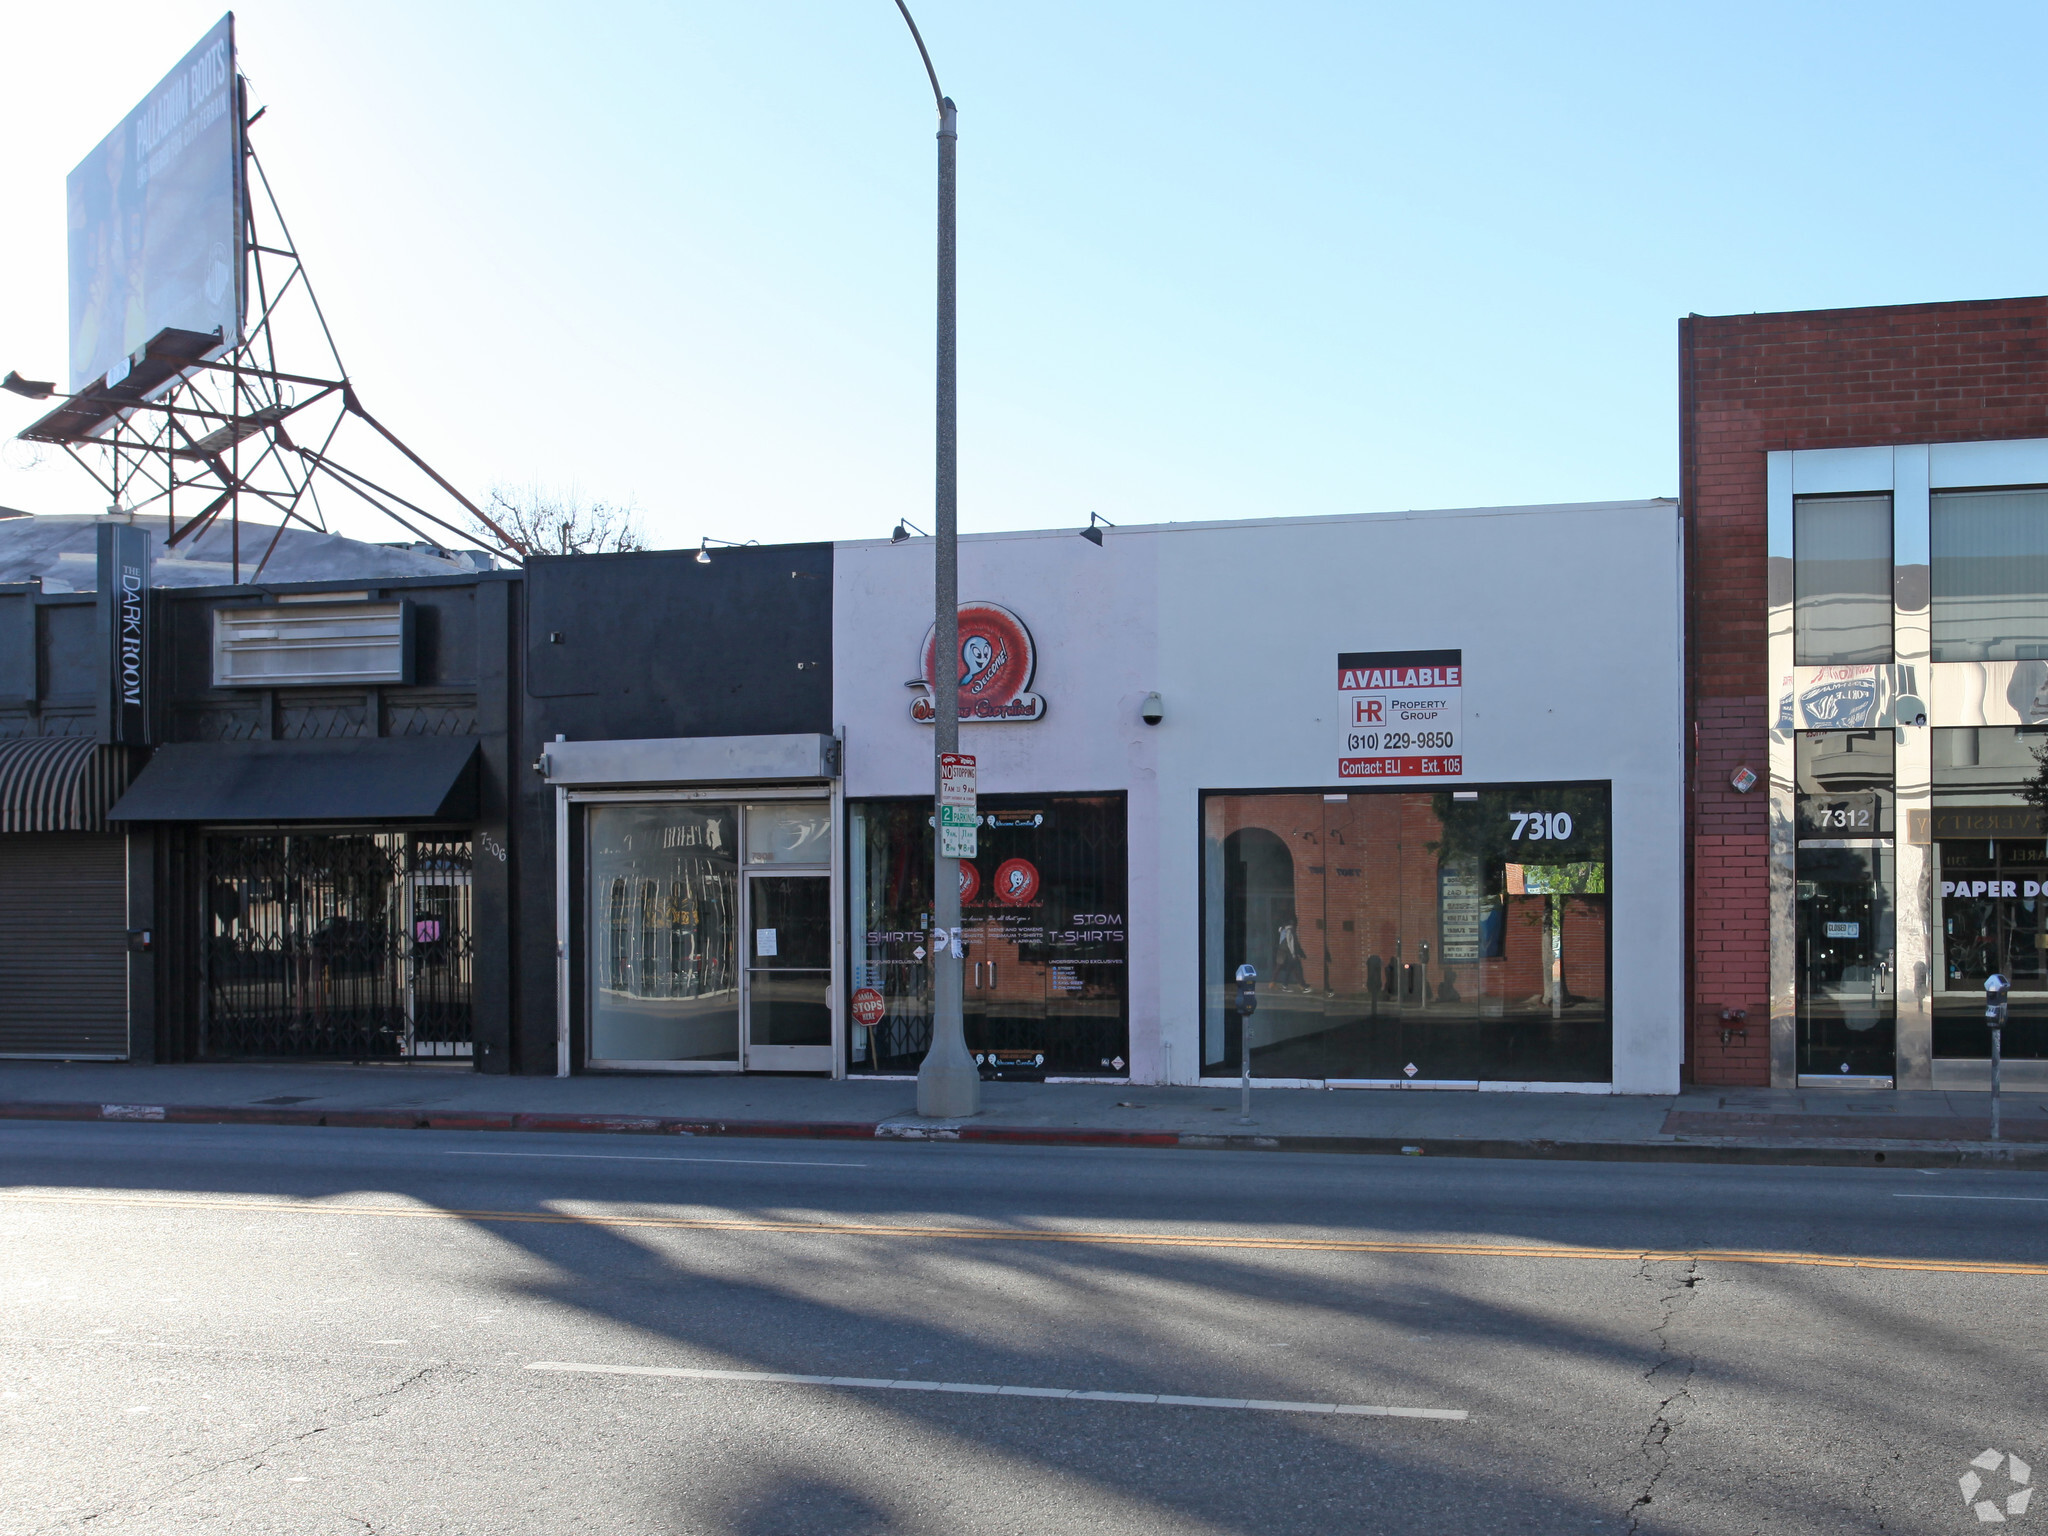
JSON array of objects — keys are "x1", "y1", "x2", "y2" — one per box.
[{"x1": 0, "y1": 540, "x2": 835, "y2": 1073}]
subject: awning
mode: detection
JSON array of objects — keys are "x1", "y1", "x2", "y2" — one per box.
[
  {"x1": 108, "y1": 737, "x2": 478, "y2": 824},
  {"x1": 0, "y1": 737, "x2": 139, "y2": 833}
]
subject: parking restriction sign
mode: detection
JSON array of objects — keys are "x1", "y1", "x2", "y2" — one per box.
[{"x1": 939, "y1": 753, "x2": 978, "y2": 858}]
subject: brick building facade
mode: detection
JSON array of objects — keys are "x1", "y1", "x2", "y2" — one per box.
[{"x1": 1681, "y1": 297, "x2": 2048, "y2": 1086}]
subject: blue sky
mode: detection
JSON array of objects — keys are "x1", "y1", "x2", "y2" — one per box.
[{"x1": 3, "y1": 2, "x2": 2044, "y2": 550}]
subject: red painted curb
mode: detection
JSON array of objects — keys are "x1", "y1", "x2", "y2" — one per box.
[{"x1": 958, "y1": 1126, "x2": 1180, "y2": 1149}]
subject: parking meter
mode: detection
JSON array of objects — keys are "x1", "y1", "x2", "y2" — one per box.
[
  {"x1": 1987, "y1": 974, "x2": 2009, "y2": 1140},
  {"x1": 1235, "y1": 964, "x2": 1257, "y2": 1123}
]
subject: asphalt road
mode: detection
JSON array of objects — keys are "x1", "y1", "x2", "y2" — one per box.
[{"x1": 2, "y1": 1123, "x2": 2045, "y2": 1535}]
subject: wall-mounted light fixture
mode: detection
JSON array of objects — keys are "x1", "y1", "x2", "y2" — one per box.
[
  {"x1": 695, "y1": 536, "x2": 758, "y2": 565},
  {"x1": 1079, "y1": 510, "x2": 1115, "y2": 547},
  {"x1": 891, "y1": 518, "x2": 928, "y2": 545}
]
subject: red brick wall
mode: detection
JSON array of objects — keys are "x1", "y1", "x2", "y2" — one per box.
[{"x1": 1682, "y1": 297, "x2": 2048, "y2": 1083}]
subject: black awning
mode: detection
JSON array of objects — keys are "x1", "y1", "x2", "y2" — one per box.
[{"x1": 108, "y1": 737, "x2": 478, "y2": 823}]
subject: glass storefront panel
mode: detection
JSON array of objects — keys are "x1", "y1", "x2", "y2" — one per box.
[
  {"x1": 848, "y1": 794, "x2": 1128, "y2": 1078},
  {"x1": 1794, "y1": 730, "x2": 1893, "y2": 839},
  {"x1": 746, "y1": 802, "x2": 833, "y2": 865},
  {"x1": 1200, "y1": 784, "x2": 1611, "y2": 1083},
  {"x1": 585, "y1": 802, "x2": 740, "y2": 1063},
  {"x1": 1931, "y1": 726, "x2": 2048, "y2": 1059},
  {"x1": 1931, "y1": 487, "x2": 2048, "y2": 662},
  {"x1": 1794, "y1": 494, "x2": 1893, "y2": 665}
]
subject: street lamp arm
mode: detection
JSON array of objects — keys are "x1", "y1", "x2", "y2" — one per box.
[{"x1": 893, "y1": 0, "x2": 946, "y2": 113}]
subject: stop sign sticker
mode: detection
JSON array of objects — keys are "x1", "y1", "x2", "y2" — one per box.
[{"x1": 851, "y1": 988, "x2": 886, "y2": 1027}]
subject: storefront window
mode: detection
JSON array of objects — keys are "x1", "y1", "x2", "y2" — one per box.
[
  {"x1": 1931, "y1": 726, "x2": 2048, "y2": 1060},
  {"x1": 1931, "y1": 488, "x2": 2048, "y2": 662},
  {"x1": 1200, "y1": 784, "x2": 1610, "y2": 1083},
  {"x1": 848, "y1": 794, "x2": 1127, "y2": 1078},
  {"x1": 585, "y1": 803, "x2": 739, "y2": 1063},
  {"x1": 1794, "y1": 494, "x2": 1892, "y2": 666},
  {"x1": 746, "y1": 802, "x2": 833, "y2": 865}
]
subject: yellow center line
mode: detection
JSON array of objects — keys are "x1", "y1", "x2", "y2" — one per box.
[{"x1": 3, "y1": 1189, "x2": 2043, "y2": 1277}]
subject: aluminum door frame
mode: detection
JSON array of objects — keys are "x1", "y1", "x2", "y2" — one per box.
[
  {"x1": 557, "y1": 783, "x2": 843, "y2": 1078},
  {"x1": 740, "y1": 865, "x2": 835, "y2": 1073}
]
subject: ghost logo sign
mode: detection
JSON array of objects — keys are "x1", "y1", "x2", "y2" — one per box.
[
  {"x1": 910, "y1": 602, "x2": 1046, "y2": 723},
  {"x1": 993, "y1": 858, "x2": 1040, "y2": 906}
]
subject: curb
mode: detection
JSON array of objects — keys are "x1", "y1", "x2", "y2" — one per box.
[{"x1": 6, "y1": 1099, "x2": 2048, "y2": 1170}]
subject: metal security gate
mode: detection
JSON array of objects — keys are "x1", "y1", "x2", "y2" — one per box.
[
  {"x1": 202, "y1": 832, "x2": 473, "y2": 1059},
  {"x1": 0, "y1": 833, "x2": 129, "y2": 1058}
]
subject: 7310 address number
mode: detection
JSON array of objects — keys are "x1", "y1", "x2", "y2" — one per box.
[{"x1": 1509, "y1": 811, "x2": 1573, "y2": 841}]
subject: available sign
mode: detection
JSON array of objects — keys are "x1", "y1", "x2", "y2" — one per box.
[
  {"x1": 939, "y1": 752, "x2": 978, "y2": 859},
  {"x1": 1337, "y1": 648, "x2": 1462, "y2": 779}
]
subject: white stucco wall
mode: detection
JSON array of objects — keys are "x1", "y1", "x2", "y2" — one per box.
[{"x1": 833, "y1": 499, "x2": 1684, "y2": 1094}]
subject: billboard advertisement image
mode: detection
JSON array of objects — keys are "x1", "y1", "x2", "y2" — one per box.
[{"x1": 67, "y1": 13, "x2": 241, "y2": 393}]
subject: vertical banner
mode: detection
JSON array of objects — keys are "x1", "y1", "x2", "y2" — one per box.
[
  {"x1": 95, "y1": 523, "x2": 151, "y2": 744},
  {"x1": 939, "y1": 752, "x2": 978, "y2": 858},
  {"x1": 1336, "y1": 648, "x2": 1462, "y2": 778}
]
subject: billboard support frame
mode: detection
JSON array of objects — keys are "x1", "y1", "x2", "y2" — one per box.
[{"x1": 20, "y1": 75, "x2": 525, "y2": 577}]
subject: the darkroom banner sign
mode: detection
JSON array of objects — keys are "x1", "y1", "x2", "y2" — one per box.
[{"x1": 96, "y1": 523, "x2": 150, "y2": 745}]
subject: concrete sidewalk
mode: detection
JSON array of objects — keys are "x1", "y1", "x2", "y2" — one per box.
[{"x1": 3, "y1": 1061, "x2": 2046, "y2": 1169}]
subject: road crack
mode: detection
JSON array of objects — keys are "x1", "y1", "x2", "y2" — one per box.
[
  {"x1": 56, "y1": 1360, "x2": 461, "y2": 1532},
  {"x1": 1626, "y1": 1256, "x2": 1700, "y2": 1533}
]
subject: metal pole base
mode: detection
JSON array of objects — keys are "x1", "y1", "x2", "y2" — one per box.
[{"x1": 917, "y1": 1027, "x2": 981, "y2": 1118}]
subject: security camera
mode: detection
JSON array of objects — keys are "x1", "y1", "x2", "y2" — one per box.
[{"x1": 1140, "y1": 691, "x2": 1163, "y2": 726}]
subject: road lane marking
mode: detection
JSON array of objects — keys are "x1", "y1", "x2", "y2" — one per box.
[
  {"x1": 5, "y1": 1191, "x2": 2045, "y2": 1276},
  {"x1": 437, "y1": 1151, "x2": 868, "y2": 1169},
  {"x1": 523, "y1": 1361, "x2": 1467, "y2": 1419},
  {"x1": 1893, "y1": 1193, "x2": 2048, "y2": 1203}
]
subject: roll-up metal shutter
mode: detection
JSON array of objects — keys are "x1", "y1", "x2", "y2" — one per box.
[{"x1": 0, "y1": 834, "x2": 129, "y2": 1058}]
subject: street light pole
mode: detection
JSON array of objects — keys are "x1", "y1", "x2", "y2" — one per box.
[{"x1": 897, "y1": 1, "x2": 979, "y2": 1118}]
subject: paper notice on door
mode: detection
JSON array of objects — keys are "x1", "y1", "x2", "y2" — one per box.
[{"x1": 756, "y1": 929, "x2": 778, "y2": 957}]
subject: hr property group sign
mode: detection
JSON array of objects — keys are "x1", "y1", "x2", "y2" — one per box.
[{"x1": 1337, "y1": 648, "x2": 1463, "y2": 778}]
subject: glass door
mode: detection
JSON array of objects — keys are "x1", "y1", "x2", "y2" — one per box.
[
  {"x1": 744, "y1": 873, "x2": 833, "y2": 1071},
  {"x1": 1796, "y1": 846, "x2": 1896, "y2": 1080}
]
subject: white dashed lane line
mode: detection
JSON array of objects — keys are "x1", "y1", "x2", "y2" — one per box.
[
  {"x1": 1892, "y1": 1193, "x2": 2048, "y2": 1203},
  {"x1": 525, "y1": 1361, "x2": 1468, "y2": 1420},
  {"x1": 438, "y1": 1151, "x2": 867, "y2": 1168}
]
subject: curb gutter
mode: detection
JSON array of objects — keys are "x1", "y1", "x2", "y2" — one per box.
[{"x1": 6, "y1": 1100, "x2": 2048, "y2": 1170}]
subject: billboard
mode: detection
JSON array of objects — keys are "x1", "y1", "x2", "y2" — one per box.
[{"x1": 67, "y1": 14, "x2": 242, "y2": 394}]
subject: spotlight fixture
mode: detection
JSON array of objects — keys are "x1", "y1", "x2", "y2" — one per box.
[
  {"x1": 1079, "y1": 510, "x2": 1114, "y2": 547},
  {"x1": 695, "y1": 535, "x2": 759, "y2": 565},
  {"x1": 891, "y1": 518, "x2": 928, "y2": 545},
  {"x1": 2, "y1": 370, "x2": 56, "y2": 401}
]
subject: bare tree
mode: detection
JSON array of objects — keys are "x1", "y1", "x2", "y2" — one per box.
[{"x1": 474, "y1": 484, "x2": 646, "y2": 556}]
